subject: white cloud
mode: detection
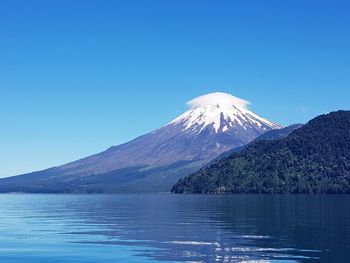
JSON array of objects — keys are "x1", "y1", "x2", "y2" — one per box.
[{"x1": 187, "y1": 92, "x2": 251, "y2": 109}]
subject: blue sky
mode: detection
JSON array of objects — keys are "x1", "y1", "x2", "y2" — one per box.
[{"x1": 0, "y1": 0, "x2": 349, "y2": 177}]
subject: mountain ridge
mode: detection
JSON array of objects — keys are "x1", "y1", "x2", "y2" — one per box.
[
  {"x1": 172, "y1": 110, "x2": 350, "y2": 194},
  {"x1": 210, "y1": 123, "x2": 304, "y2": 163}
]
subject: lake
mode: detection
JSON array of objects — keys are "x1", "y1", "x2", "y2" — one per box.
[{"x1": 0, "y1": 194, "x2": 348, "y2": 262}]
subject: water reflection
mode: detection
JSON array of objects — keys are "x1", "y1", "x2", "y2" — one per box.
[{"x1": 0, "y1": 194, "x2": 349, "y2": 262}]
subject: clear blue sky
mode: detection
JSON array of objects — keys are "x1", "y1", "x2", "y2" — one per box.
[{"x1": 0, "y1": 0, "x2": 349, "y2": 177}]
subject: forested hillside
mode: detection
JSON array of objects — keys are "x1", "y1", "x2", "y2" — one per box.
[{"x1": 172, "y1": 111, "x2": 350, "y2": 194}]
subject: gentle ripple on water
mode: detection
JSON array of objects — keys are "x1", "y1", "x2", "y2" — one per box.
[{"x1": 0, "y1": 194, "x2": 349, "y2": 262}]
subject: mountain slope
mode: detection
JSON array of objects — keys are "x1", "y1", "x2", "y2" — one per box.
[
  {"x1": 211, "y1": 123, "x2": 304, "y2": 162},
  {"x1": 0, "y1": 92, "x2": 282, "y2": 193},
  {"x1": 172, "y1": 111, "x2": 350, "y2": 194}
]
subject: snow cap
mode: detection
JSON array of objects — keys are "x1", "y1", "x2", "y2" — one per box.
[{"x1": 187, "y1": 92, "x2": 250, "y2": 110}]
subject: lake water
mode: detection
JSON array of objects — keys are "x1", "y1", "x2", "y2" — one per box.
[{"x1": 0, "y1": 194, "x2": 349, "y2": 263}]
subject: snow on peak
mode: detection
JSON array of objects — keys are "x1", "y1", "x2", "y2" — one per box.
[
  {"x1": 187, "y1": 92, "x2": 250, "y2": 110},
  {"x1": 169, "y1": 92, "x2": 282, "y2": 133}
]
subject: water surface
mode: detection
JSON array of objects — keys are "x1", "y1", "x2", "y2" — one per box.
[{"x1": 0, "y1": 194, "x2": 349, "y2": 262}]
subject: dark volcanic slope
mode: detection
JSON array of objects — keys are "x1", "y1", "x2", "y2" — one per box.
[{"x1": 172, "y1": 111, "x2": 350, "y2": 194}]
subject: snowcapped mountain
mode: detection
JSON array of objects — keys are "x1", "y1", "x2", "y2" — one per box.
[
  {"x1": 0, "y1": 92, "x2": 283, "y2": 193},
  {"x1": 169, "y1": 92, "x2": 281, "y2": 136}
]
